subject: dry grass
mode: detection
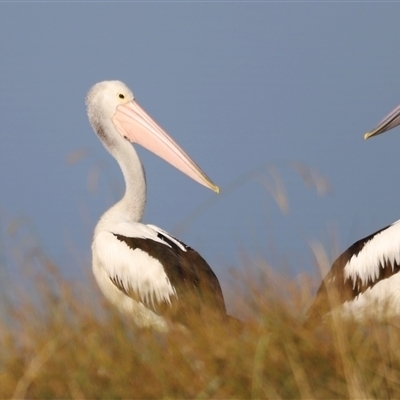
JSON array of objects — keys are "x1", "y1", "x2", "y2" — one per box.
[{"x1": 1, "y1": 253, "x2": 400, "y2": 400}]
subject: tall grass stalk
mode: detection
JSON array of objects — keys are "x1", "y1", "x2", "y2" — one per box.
[{"x1": 1, "y1": 253, "x2": 400, "y2": 399}]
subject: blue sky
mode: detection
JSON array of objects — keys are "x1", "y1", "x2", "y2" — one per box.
[{"x1": 1, "y1": 3, "x2": 400, "y2": 296}]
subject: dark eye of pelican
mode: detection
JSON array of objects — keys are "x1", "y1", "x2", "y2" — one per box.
[{"x1": 119, "y1": 94, "x2": 125, "y2": 99}]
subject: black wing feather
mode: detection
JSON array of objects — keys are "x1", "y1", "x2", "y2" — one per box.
[
  {"x1": 306, "y1": 223, "x2": 400, "y2": 326},
  {"x1": 111, "y1": 232, "x2": 227, "y2": 324}
]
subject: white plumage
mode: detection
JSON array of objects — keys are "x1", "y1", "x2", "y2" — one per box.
[
  {"x1": 86, "y1": 80, "x2": 227, "y2": 331},
  {"x1": 306, "y1": 102, "x2": 400, "y2": 326},
  {"x1": 344, "y1": 220, "x2": 400, "y2": 289},
  {"x1": 340, "y1": 274, "x2": 400, "y2": 321},
  {"x1": 93, "y1": 229, "x2": 177, "y2": 305}
]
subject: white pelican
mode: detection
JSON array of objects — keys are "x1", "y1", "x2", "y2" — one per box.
[
  {"x1": 86, "y1": 80, "x2": 227, "y2": 331},
  {"x1": 306, "y1": 103, "x2": 400, "y2": 326}
]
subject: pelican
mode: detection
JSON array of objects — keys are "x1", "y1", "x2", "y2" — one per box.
[
  {"x1": 86, "y1": 80, "x2": 227, "y2": 331},
  {"x1": 306, "y1": 103, "x2": 400, "y2": 326}
]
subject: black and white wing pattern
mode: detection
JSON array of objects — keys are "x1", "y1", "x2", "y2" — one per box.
[
  {"x1": 93, "y1": 222, "x2": 227, "y2": 327},
  {"x1": 306, "y1": 220, "x2": 400, "y2": 326}
]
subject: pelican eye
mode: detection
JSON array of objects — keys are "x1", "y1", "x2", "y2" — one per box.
[{"x1": 118, "y1": 94, "x2": 125, "y2": 99}]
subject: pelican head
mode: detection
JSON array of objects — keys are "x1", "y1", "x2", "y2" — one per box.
[
  {"x1": 86, "y1": 80, "x2": 219, "y2": 193},
  {"x1": 364, "y1": 103, "x2": 400, "y2": 140}
]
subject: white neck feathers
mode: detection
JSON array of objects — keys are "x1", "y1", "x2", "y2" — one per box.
[{"x1": 88, "y1": 101, "x2": 147, "y2": 224}]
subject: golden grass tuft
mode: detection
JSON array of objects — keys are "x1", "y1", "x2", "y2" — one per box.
[{"x1": 1, "y1": 254, "x2": 400, "y2": 400}]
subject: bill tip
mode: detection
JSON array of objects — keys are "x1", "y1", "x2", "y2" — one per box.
[{"x1": 212, "y1": 184, "x2": 220, "y2": 194}]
